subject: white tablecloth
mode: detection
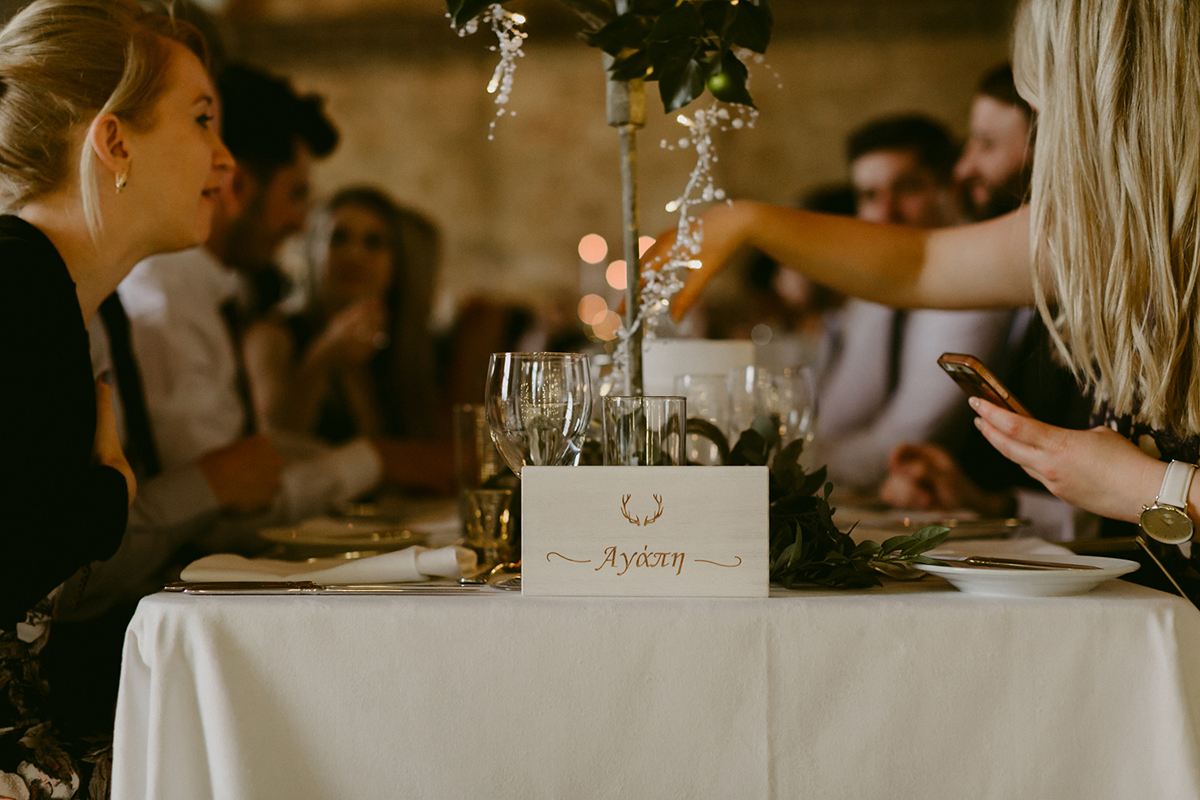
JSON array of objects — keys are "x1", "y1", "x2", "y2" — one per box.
[{"x1": 113, "y1": 578, "x2": 1200, "y2": 799}]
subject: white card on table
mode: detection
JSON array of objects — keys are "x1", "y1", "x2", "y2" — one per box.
[
  {"x1": 642, "y1": 339, "x2": 755, "y2": 397},
  {"x1": 521, "y1": 466, "x2": 769, "y2": 597}
]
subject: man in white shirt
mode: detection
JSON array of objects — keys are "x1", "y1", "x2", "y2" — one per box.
[{"x1": 815, "y1": 114, "x2": 1013, "y2": 491}]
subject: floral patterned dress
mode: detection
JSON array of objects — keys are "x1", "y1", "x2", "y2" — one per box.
[{"x1": 0, "y1": 588, "x2": 110, "y2": 800}]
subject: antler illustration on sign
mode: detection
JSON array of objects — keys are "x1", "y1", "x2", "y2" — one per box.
[
  {"x1": 643, "y1": 494, "x2": 664, "y2": 526},
  {"x1": 619, "y1": 494, "x2": 665, "y2": 527},
  {"x1": 620, "y1": 494, "x2": 640, "y2": 526}
]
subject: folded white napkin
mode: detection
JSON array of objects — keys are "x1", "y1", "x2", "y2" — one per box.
[{"x1": 180, "y1": 545, "x2": 477, "y2": 585}]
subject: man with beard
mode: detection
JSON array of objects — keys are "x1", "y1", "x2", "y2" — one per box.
[{"x1": 954, "y1": 64, "x2": 1034, "y2": 221}]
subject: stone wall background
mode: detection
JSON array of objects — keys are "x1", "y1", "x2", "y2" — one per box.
[{"x1": 0, "y1": 0, "x2": 1021, "y2": 316}]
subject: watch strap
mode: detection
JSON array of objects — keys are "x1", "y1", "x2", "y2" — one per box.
[{"x1": 1156, "y1": 460, "x2": 1197, "y2": 511}]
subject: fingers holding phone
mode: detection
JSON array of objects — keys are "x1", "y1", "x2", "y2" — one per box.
[{"x1": 938, "y1": 352, "x2": 1032, "y2": 417}]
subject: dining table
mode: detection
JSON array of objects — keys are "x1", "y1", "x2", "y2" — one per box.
[{"x1": 111, "y1": 537, "x2": 1200, "y2": 800}]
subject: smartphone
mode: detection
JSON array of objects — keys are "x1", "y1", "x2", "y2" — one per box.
[{"x1": 937, "y1": 353, "x2": 1032, "y2": 417}]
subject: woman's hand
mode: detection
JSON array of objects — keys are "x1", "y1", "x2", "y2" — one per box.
[
  {"x1": 880, "y1": 442, "x2": 1013, "y2": 516},
  {"x1": 971, "y1": 398, "x2": 1165, "y2": 523},
  {"x1": 639, "y1": 201, "x2": 757, "y2": 323},
  {"x1": 94, "y1": 379, "x2": 136, "y2": 506},
  {"x1": 316, "y1": 297, "x2": 387, "y2": 367}
]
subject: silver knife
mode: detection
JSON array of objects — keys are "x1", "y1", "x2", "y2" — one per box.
[{"x1": 932, "y1": 556, "x2": 1101, "y2": 571}]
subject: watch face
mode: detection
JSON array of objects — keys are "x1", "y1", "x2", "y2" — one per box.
[{"x1": 1140, "y1": 505, "x2": 1195, "y2": 545}]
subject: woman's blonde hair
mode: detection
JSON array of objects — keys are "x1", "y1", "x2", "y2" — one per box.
[
  {"x1": 0, "y1": 0, "x2": 207, "y2": 236},
  {"x1": 1014, "y1": 0, "x2": 1200, "y2": 434}
]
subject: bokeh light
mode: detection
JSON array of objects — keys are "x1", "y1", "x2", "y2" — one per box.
[
  {"x1": 638, "y1": 236, "x2": 656, "y2": 256},
  {"x1": 593, "y1": 310, "x2": 622, "y2": 341},
  {"x1": 577, "y1": 294, "x2": 608, "y2": 325},
  {"x1": 578, "y1": 234, "x2": 608, "y2": 264},
  {"x1": 606, "y1": 261, "x2": 628, "y2": 290}
]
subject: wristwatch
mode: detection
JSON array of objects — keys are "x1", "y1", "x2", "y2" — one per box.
[{"x1": 1139, "y1": 460, "x2": 1197, "y2": 545}]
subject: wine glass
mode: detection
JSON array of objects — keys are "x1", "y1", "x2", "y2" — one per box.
[
  {"x1": 730, "y1": 366, "x2": 818, "y2": 449},
  {"x1": 485, "y1": 353, "x2": 593, "y2": 477}
]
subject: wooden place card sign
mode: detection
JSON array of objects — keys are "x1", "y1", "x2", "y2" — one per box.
[{"x1": 521, "y1": 466, "x2": 768, "y2": 597}]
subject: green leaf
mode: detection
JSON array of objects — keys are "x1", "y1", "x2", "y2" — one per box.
[
  {"x1": 730, "y1": 0, "x2": 773, "y2": 53},
  {"x1": 898, "y1": 527, "x2": 951, "y2": 558},
  {"x1": 770, "y1": 437, "x2": 805, "y2": 484},
  {"x1": 728, "y1": 428, "x2": 769, "y2": 466},
  {"x1": 585, "y1": 13, "x2": 656, "y2": 55},
  {"x1": 749, "y1": 414, "x2": 778, "y2": 446},
  {"x1": 879, "y1": 535, "x2": 913, "y2": 555},
  {"x1": 851, "y1": 540, "x2": 882, "y2": 559},
  {"x1": 707, "y1": 49, "x2": 755, "y2": 106},
  {"x1": 699, "y1": 0, "x2": 736, "y2": 37},
  {"x1": 648, "y1": 1, "x2": 704, "y2": 42},
  {"x1": 658, "y1": 56, "x2": 707, "y2": 111},
  {"x1": 609, "y1": 49, "x2": 652, "y2": 81}
]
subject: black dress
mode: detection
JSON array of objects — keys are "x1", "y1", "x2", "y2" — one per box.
[{"x1": 0, "y1": 215, "x2": 128, "y2": 798}]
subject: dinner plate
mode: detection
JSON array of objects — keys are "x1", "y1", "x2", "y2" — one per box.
[
  {"x1": 845, "y1": 516, "x2": 1025, "y2": 543},
  {"x1": 258, "y1": 517, "x2": 427, "y2": 558},
  {"x1": 915, "y1": 553, "x2": 1139, "y2": 597}
]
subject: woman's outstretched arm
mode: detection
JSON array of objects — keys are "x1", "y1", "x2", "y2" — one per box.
[{"x1": 658, "y1": 201, "x2": 1037, "y2": 320}]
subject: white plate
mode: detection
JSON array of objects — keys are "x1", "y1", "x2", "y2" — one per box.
[
  {"x1": 915, "y1": 553, "x2": 1139, "y2": 597},
  {"x1": 258, "y1": 517, "x2": 427, "y2": 555},
  {"x1": 835, "y1": 506, "x2": 1024, "y2": 541}
]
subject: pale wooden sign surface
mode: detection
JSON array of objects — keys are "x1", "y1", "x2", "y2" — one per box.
[
  {"x1": 642, "y1": 339, "x2": 755, "y2": 396},
  {"x1": 522, "y1": 466, "x2": 769, "y2": 597}
]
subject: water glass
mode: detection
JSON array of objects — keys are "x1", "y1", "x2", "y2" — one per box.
[
  {"x1": 673, "y1": 374, "x2": 731, "y2": 465},
  {"x1": 485, "y1": 353, "x2": 592, "y2": 477},
  {"x1": 459, "y1": 488, "x2": 515, "y2": 567},
  {"x1": 452, "y1": 404, "x2": 507, "y2": 491},
  {"x1": 602, "y1": 396, "x2": 687, "y2": 466}
]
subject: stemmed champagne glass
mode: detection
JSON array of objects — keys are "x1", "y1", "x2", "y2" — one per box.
[{"x1": 485, "y1": 353, "x2": 593, "y2": 477}]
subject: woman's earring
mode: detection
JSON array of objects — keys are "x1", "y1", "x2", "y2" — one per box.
[{"x1": 115, "y1": 171, "x2": 128, "y2": 194}]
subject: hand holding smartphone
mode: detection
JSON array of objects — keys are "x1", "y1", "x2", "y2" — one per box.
[{"x1": 937, "y1": 353, "x2": 1032, "y2": 417}]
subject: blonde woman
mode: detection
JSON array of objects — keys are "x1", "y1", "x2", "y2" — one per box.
[
  {"x1": 656, "y1": 0, "x2": 1200, "y2": 537},
  {"x1": 0, "y1": 1, "x2": 231, "y2": 795}
]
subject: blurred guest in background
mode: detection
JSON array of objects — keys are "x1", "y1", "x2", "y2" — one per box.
[
  {"x1": 244, "y1": 187, "x2": 444, "y2": 442},
  {"x1": 813, "y1": 115, "x2": 1013, "y2": 491},
  {"x1": 441, "y1": 297, "x2": 536, "y2": 405},
  {"x1": 954, "y1": 63, "x2": 1034, "y2": 222}
]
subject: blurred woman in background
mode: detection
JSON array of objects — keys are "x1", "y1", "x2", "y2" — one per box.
[{"x1": 244, "y1": 186, "x2": 444, "y2": 442}]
